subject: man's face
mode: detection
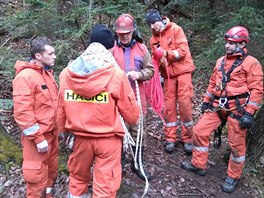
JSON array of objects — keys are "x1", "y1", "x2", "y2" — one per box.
[
  {"x1": 225, "y1": 41, "x2": 238, "y2": 55},
  {"x1": 117, "y1": 31, "x2": 133, "y2": 45},
  {"x1": 36, "y1": 45, "x2": 56, "y2": 67},
  {"x1": 150, "y1": 21, "x2": 163, "y2": 34}
]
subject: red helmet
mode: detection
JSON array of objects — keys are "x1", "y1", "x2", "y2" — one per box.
[
  {"x1": 115, "y1": 14, "x2": 135, "y2": 33},
  {"x1": 224, "y1": 26, "x2": 250, "y2": 43}
]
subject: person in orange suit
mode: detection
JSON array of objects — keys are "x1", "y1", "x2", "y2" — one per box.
[
  {"x1": 13, "y1": 37, "x2": 59, "y2": 198},
  {"x1": 113, "y1": 13, "x2": 154, "y2": 181},
  {"x1": 181, "y1": 26, "x2": 263, "y2": 193},
  {"x1": 57, "y1": 24, "x2": 140, "y2": 198},
  {"x1": 145, "y1": 9, "x2": 195, "y2": 154}
]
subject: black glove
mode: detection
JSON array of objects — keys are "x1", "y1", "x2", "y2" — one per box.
[
  {"x1": 239, "y1": 111, "x2": 254, "y2": 129},
  {"x1": 201, "y1": 102, "x2": 210, "y2": 114}
]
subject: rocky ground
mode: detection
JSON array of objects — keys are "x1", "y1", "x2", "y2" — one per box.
[{"x1": 0, "y1": 71, "x2": 262, "y2": 198}]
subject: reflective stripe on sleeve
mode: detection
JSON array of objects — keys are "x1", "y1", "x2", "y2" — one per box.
[
  {"x1": 231, "y1": 153, "x2": 245, "y2": 163},
  {"x1": 23, "y1": 123, "x2": 40, "y2": 136},
  {"x1": 206, "y1": 91, "x2": 213, "y2": 98},
  {"x1": 193, "y1": 146, "x2": 208, "y2": 152},
  {"x1": 248, "y1": 100, "x2": 262, "y2": 109}
]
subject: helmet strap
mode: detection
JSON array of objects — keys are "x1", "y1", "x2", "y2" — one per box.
[
  {"x1": 235, "y1": 46, "x2": 242, "y2": 53},
  {"x1": 235, "y1": 42, "x2": 246, "y2": 54}
]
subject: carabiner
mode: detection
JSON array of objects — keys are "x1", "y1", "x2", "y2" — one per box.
[{"x1": 218, "y1": 97, "x2": 227, "y2": 108}]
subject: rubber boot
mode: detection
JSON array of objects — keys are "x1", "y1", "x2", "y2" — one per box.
[
  {"x1": 180, "y1": 160, "x2": 206, "y2": 176},
  {"x1": 164, "y1": 141, "x2": 176, "y2": 153},
  {"x1": 221, "y1": 176, "x2": 239, "y2": 193},
  {"x1": 131, "y1": 146, "x2": 151, "y2": 181},
  {"x1": 183, "y1": 142, "x2": 193, "y2": 155}
]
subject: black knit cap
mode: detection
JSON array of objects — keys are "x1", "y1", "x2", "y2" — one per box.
[
  {"x1": 90, "y1": 24, "x2": 115, "y2": 49},
  {"x1": 145, "y1": 9, "x2": 162, "y2": 25}
]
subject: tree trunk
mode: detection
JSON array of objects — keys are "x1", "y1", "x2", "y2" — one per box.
[
  {"x1": 246, "y1": 105, "x2": 264, "y2": 170},
  {"x1": 56, "y1": 0, "x2": 64, "y2": 16}
]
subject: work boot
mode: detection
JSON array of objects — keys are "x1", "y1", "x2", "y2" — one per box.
[
  {"x1": 131, "y1": 146, "x2": 151, "y2": 181},
  {"x1": 180, "y1": 160, "x2": 206, "y2": 176},
  {"x1": 164, "y1": 141, "x2": 176, "y2": 153},
  {"x1": 221, "y1": 176, "x2": 239, "y2": 193},
  {"x1": 184, "y1": 142, "x2": 193, "y2": 155}
]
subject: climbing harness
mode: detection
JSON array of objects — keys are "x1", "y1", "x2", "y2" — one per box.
[
  {"x1": 209, "y1": 53, "x2": 249, "y2": 148},
  {"x1": 217, "y1": 54, "x2": 248, "y2": 110}
]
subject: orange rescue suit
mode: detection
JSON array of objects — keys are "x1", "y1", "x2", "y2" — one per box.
[
  {"x1": 192, "y1": 49, "x2": 263, "y2": 179},
  {"x1": 149, "y1": 17, "x2": 195, "y2": 143},
  {"x1": 57, "y1": 43, "x2": 140, "y2": 197},
  {"x1": 13, "y1": 60, "x2": 59, "y2": 198}
]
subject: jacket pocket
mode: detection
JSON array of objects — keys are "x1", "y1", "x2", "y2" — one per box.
[
  {"x1": 134, "y1": 56, "x2": 143, "y2": 71},
  {"x1": 230, "y1": 66, "x2": 245, "y2": 87},
  {"x1": 22, "y1": 160, "x2": 44, "y2": 184}
]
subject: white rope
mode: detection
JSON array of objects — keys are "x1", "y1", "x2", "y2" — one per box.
[
  {"x1": 121, "y1": 116, "x2": 135, "y2": 151},
  {"x1": 120, "y1": 80, "x2": 149, "y2": 197},
  {"x1": 134, "y1": 80, "x2": 149, "y2": 198}
]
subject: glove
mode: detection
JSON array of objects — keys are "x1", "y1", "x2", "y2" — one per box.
[
  {"x1": 239, "y1": 111, "x2": 254, "y2": 129},
  {"x1": 201, "y1": 102, "x2": 210, "y2": 114},
  {"x1": 127, "y1": 70, "x2": 140, "y2": 81},
  {"x1": 36, "y1": 139, "x2": 48, "y2": 153},
  {"x1": 153, "y1": 47, "x2": 166, "y2": 62}
]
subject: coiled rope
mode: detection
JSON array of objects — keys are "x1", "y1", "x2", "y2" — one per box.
[
  {"x1": 121, "y1": 80, "x2": 149, "y2": 198},
  {"x1": 145, "y1": 56, "x2": 165, "y2": 123}
]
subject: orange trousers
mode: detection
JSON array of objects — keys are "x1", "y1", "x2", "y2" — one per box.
[
  {"x1": 67, "y1": 135, "x2": 122, "y2": 198},
  {"x1": 192, "y1": 110, "x2": 247, "y2": 179},
  {"x1": 163, "y1": 73, "x2": 194, "y2": 143},
  {"x1": 22, "y1": 132, "x2": 58, "y2": 198}
]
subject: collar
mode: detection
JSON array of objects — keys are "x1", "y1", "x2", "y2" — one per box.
[{"x1": 226, "y1": 48, "x2": 247, "y2": 60}]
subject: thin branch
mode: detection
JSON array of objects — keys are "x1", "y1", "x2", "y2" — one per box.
[
  {"x1": 191, "y1": 180, "x2": 210, "y2": 198},
  {"x1": 0, "y1": 37, "x2": 11, "y2": 48},
  {"x1": 178, "y1": 193, "x2": 203, "y2": 197}
]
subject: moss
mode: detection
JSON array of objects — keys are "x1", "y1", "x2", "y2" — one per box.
[
  {"x1": 0, "y1": 128, "x2": 22, "y2": 165},
  {"x1": 58, "y1": 153, "x2": 69, "y2": 174}
]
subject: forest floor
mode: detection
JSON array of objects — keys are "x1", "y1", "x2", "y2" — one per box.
[{"x1": 0, "y1": 70, "x2": 263, "y2": 198}]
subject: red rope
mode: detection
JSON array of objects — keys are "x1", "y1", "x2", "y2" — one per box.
[{"x1": 145, "y1": 56, "x2": 166, "y2": 122}]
